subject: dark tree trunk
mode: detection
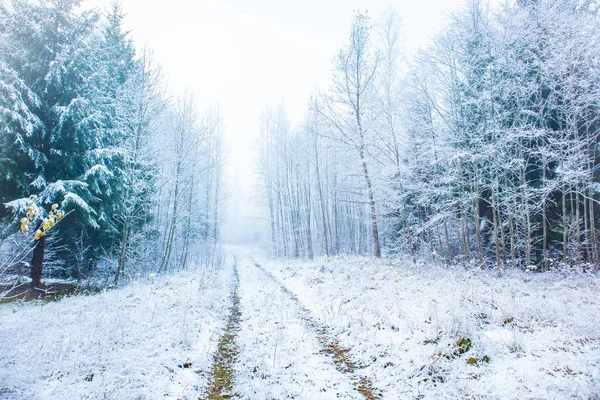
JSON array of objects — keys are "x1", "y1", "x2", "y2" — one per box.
[{"x1": 30, "y1": 231, "x2": 45, "y2": 289}]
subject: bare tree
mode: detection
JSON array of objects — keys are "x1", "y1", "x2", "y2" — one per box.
[{"x1": 316, "y1": 11, "x2": 382, "y2": 257}]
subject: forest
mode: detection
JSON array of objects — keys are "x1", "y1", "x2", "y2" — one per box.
[
  {"x1": 0, "y1": 0, "x2": 224, "y2": 294},
  {"x1": 0, "y1": 0, "x2": 598, "y2": 294},
  {"x1": 257, "y1": 0, "x2": 600, "y2": 272},
  {"x1": 0, "y1": 0, "x2": 598, "y2": 296},
  {"x1": 1, "y1": 0, "x2": 599, "y2": 399}
]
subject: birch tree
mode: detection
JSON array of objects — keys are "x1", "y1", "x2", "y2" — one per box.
[{"x1": 317, "y1": 11, "x2": 382, "y2": 257}]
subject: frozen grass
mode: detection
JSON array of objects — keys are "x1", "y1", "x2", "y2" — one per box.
[
  {"x1": 0, "y1": 264, "x2": 234, "y2": 400},
  {"x1": 261, "y1": 255, "x2": 600, "y2": 399}
]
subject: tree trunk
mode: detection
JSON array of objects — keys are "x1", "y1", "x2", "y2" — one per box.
[
  {"x1": 160, "y1": 161, "x2": 181, "y2": 273},
  {"x1": 181, "y1": 170, "x2": 196, "y2": 271},
  {"x1": 492, "y1": 190, "x2": 501, "y2": 268},
  {"x1": 575, "y1": 190, "x2": 581, "y2": 261},
  {"x1": 509, "y1": 214, "x2": 516, "y2": 262},
  {"x1": 542, "y1": 166, "x2": 548, "y2": 271},
  {"x1": 497, "y1": 198, "x2": 507, "y2": 267},
  {"x1": 562, "y1": 187, "x2": 568, "y2": 260},
  {"x1": 359, "y1": 150, "x2": 381, "y2": 258},
  {"x1": 463, "y1": 213, "x2": 471, "y2": 261},
  {"x1": 306, "y1": 179, "x2": 313, "y2": 260},
  {"x1": 30, "y1": 233, "x2": 45, "y2": 289},
  {"x1": 584, "y1": 190, "x2": 591, "y2": 262},
  {"x1": 115, "y1": 219, "x2": 129, "y2": 286},
  {"x1": 405, "y1": 202, "x2": 415, "y2": 263},
  {"x1": 315, "y1": 154, "x2": 329, "y2": 257},
  {"x1": 589, "y1": 188, "x2": 597, "y2": 265},
  {"x1": 267, "y1": 183, "x2": 277, "y2": 255},
  {"x1": 443, "y1": 218, "x2": 452, "y2": 262},
  {"x1": 474, "y1": 197, "x2": 483, "y2": 263},
  {"x1": 525, "y1": 206, "x2": 532, "y2": 267},
  {"x1": 428, "y1": 225, "x2": 435, "y2": 259},
  {"x1": 213, "y1": 148, "x2": 221, "y2": 242},
  {"x1": 522, "y1": 166, "x2": 532, "y2": 267},
  {"x1": 333, "y1": 174, "x2": 340, "y2": 254}
]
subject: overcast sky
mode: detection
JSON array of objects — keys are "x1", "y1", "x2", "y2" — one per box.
[{"x1": 86, "y1": 0, "x2": 467, "y2": 240}]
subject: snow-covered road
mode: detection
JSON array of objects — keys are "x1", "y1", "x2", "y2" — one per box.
[{"x1": 232, "y1": 256, "x2": 363, "y2": 399}]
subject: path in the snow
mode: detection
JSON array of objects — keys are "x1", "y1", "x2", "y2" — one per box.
[
  {"x1": 228, "y1": 255, "x2": 378, "y2": 399},
  {"x1": 203, "y1": 259, "x2": 241, "y2": 399},
  {"x1": 250, "y1": 259, "x2": 380, "y2": 399}
]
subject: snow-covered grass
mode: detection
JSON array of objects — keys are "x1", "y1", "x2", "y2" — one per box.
[
  {"x1": 234, "y1": 258, "x2": 361, "y2": 399},
  {"x1": 0, "y1": 264, "x2": 234, "y2": 399},
  {"x1": 2, "y1": 249, "x2": 598, "y2": 399},
  {"x1": 260, "y1": 255, "x2": 600, "y2": 399}
]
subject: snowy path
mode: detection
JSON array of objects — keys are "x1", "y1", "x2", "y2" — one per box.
[
  {"x1": 0, "y1": 266, "x2": 235, "y2": 399},
  {"x1": 231, "y1": 256, "x2": 365, "y2": 399},
  {"x1": 203, "y1": 260, "x2": 241, "y2": 399}
]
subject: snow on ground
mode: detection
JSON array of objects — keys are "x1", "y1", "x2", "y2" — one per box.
[
  {"x1": 259, "y1": 255, "x2": 600, "y2": 399},
  {"x1": 1, "y1": 248, "x2": 598, "y2": 400},
  {"x1": 234, "y1": 257, "x2": 361, "y2": 399},
  {"x1": 0, "y1": 264, "x2": 234, "y2": 400}
]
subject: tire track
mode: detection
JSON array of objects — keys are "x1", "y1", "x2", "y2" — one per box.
[
  {"x1": 250, "y1": 258, "x2": 381, "y2": 400},
  {"x1": 202, "y1": 260, "x2": 241, "y2": 400}
]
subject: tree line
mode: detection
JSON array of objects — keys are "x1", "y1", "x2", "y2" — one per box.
[
  {"x1": 0, "y1": 0, "x2": 224, "y2": 289},
  {"x1": 257, "y1": 0, "x2": 600, "y2": 270}
]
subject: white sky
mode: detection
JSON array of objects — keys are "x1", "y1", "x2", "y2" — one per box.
[{"x1": 86, "y1": 0, "x2": 467, "y2": 240}]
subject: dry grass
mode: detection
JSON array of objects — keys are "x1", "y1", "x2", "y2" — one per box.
[{"x1": 0, "y1": 282, "x2": 104, "y2": 304}]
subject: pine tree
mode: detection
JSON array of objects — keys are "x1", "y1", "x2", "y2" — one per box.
[{"x1": 1, "y1": 0, "x2": 112, "y2": 282}]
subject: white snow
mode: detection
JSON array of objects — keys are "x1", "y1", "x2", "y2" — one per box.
[
  {"x1": 258, "y1": 254, "x2": 600, "y2": 399},
  {"x1": 234, "y1": 257, "x2": 360, "y2": 399},
  {"x1": 0, "y1": 266, "x2": 234, "y2": 399},
  {"x1": 1, "y1": 251, "x2": 599, "y2": 399}
]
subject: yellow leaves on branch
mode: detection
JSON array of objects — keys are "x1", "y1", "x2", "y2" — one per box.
[
  {"x1": 20, "y1": 195, "x2": 66, "y2": 240},
  {"x1": 20, "y1": 218, "x2": 30, "y2": 233}
]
